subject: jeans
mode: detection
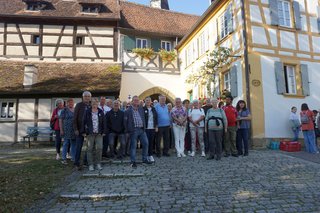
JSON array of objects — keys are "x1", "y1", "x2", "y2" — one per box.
[
  {"x1": 87, "y1": 134, "x2": 103, "y2": 166},
  {"x1": 62, "y1": 138, "x2": 76, "y2": 161},
  {"x1": 172, "y1": 124, "x2": 186, "y2": 155},
  {"x1": 130, "y1": 128, "x2": 148, "y2": 163},
  {"x1": 146, "y1": 129, "x2": 156, "y2": 156},
  {"x1": 55, "y1": 130, "x2": 62, "y2": 154},
  {"x1": 236, "y1": 128, "x2": 249, "y2": 155},
  {"x1": 190, "y1": 127, "x2": 204, "y2": 153},
  {"x1": 208, "y1": 129, "x2": 223, "y2": 158},
  {"x1": 156, "y1": 126, "x2": 170, "y2": 155},
  {"x1": 102, "y1": 134, "x2": 109, "y2": 156},
  {"x1": 292, "y1": 128, "x2": 300, "y2": 141},
  {"x1": 109, "y1": 133, "x2": 126, "y2": 157},
  {"x1": 74, "y1": 135, "x2": 84, "y2": 166},
  {"x1": 225, "y1": 126, "x2": 237, "y2": 155},
  {"x1": 302, "y1": 130, "x2": 318, "y2": 153}
]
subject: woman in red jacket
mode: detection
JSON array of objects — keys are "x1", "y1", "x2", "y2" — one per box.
[
  {"x1": 300, "y1": 103, "x2": 318, "y2": 154},
  {"x1": 50, "y1": 99, "x2": 65, "y2": 160}
]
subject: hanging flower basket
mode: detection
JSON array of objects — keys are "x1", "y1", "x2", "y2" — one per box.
[
  {"x1": 159, "y1": 49, "x2": 177, "y2": 63},
  {"x1": 132, "y1": 48, "x2": 155, "y2": 60}
]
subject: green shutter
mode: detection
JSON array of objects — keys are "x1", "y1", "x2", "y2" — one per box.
[
  {"x1": 123, "y1": 35, "x2": 135, "y2": 51},
  {"x1": 151, "y1": 39, "x2": 161, "y2": 51}
]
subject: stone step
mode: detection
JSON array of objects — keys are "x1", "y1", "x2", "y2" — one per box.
[
  {"x1": 60, "y1": 193, "x2": 141, "y2": 200},
  {"x1": 82, "y1": 173, "x2": 145, "y2": 178}
]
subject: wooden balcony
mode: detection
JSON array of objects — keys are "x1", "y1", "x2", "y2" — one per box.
[{"x1": 122, "y1": 50, "x2": 180, "y2": 75}]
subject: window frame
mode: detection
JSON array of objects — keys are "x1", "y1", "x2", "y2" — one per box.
[
  {"x1": 224, "y1": 71, "x2": 231, "y2": 92},
  {"x1": 76, "y1": 36, "x2": 85, "y2": 46},
  {"x1": 136, "y1": 38, "x2": 148, "y2": 49},
  {"x1": 0, "y1": 100, "x2": 16, "y2": 121},
  {"x1": 81, "y1": 5, "x2": 100, "y2": 13},
  {"x1": 278, "y1": 0, "x2": 292, "y2": 28},
  {"x1": 31, "y1": 34, "x2": 41, "y2": 45},
  {"x1": 284, "y1": 64, "x2": 297, "y2": 94},
  {"x1": 161, "y1": 40, "x2": 172, "y2": 51},
  {"x1": 26, "y1": 2, "x2": 44, "y2": 11},
  {"x1": 218, "y1": 5, "x2": 233, "y2": 40},
  {"x1": 198, "y1": 32, "x2": 206, "y2": 56}
]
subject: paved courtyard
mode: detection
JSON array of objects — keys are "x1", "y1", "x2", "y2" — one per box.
[{"x1": 45, "y1": 150, "x2": 320, "y2": 212}]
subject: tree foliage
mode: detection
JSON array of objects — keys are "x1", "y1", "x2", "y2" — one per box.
[{"x1": 186, "y1": 47, "x2": 232, "y2": 97}]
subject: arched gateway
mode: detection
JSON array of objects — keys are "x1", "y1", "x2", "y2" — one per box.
[{"x1": 138, "y1": 87, "x2": 175, "y2": 103}]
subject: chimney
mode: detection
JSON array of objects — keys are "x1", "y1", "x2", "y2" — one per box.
[
  {"x1": 150, "y1": 0, "x2": 169, "y2": 10},
  {"x1": 23, "y1": 65, "x2": 38, "y2": 88}
]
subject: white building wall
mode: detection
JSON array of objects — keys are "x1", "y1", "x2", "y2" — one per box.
[
  {"x1": 0, "y1": 123, "x2": 15, "y2": 142},
  {"x1": 260, "y1": 56, "x2": 320, "y2": 138},
  {"x1": 119, "y1": 72, "x2": 185, "y2": 101}
]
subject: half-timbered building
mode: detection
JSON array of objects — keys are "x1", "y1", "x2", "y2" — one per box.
[{"x1": 177, "y1": 0, "x2": 320, "y2": 146}]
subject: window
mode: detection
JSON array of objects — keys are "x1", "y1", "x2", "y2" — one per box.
[
  {"x1": 136, "y1": 38, "x2": 148, "y2": 48},
  {"x1": 284, "y1": 65, "x2": 297, "y2": 94},
  {"x1": 186, "y1": 45, "x2": 193, "y2": 66},
  {"x1": 278, "y1": 0, "x2": 292, "y2": 27},
  {"x1": 161, "y1": 41, "x2": 172, "y2": 51},
  {"x1": 198, "y1": 32, "x2": 206, "y2": 56},
  {"x1": 76, "y1": 36, "x2": 85, "y2": 45},
  {"x1": 224, "y1": 72, "x2": 231, "y2": 91},
  {"x1": 0, "y1": 101, "x2": 15, "y2": 120},
  {"x1": 219, "y1": 5, "x2": 233, "y2": 39},
  {"x1": 32, "y1": 35, "x2": 40, "y2": 44},
  {"x1": 81, "y1": 5, "x2": 100, "y2": 13},
  {"x1": 26, "y1": 2, "x2": 45, "y2": 11}
]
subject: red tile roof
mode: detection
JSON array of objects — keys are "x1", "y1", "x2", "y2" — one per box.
[
  {"x1": 119, "y1": 1, "x2": 199, "y2": 38},
  {"x1": 0, "y1": 60, "x2": 122, "y2": 95},
  {"x1": 0, "y1": 0, "x2": 120, "y2": 20}
]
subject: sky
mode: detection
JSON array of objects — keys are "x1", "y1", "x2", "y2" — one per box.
[{"x1": 127, "y1": 0, "x2": 210, "y2": 16}]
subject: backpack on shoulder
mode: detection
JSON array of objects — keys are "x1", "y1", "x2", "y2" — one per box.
[{"x1": 300, "y1": 112, "x2": 310, "y2": 124}]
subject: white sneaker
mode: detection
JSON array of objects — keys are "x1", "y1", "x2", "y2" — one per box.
[
  {"x1": 201, "y1": 151, "x2": 206, "y2": 157},
  {"x1": 177, "y1": 153, "x2": 181, "y2": 158},
  {"x1": 96, "y1": 164, "x2": 102, "y2": 170},
  {"x1": 188, "y1": 150, "x2": 191, "y2": 155},
  {"x1": 56, "y1": 153, "x2": 60, "y2": 160},
  {"x1": 89, "y1": 165, "x2": 94, "y2": 171},
  {"x1": 181, "y1": 152, "x2": 186, "y2": 157},
  {"x1": 149, "y1": 156, "x2": 155, "y2": 162},
  {"x1": 66, "y1": 153, "x2": 71, "y2": 159},
  {"x1": 189, "y1": 151, "x2": 195, "y2": 157}
]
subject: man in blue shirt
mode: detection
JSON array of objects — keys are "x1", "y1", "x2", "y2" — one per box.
[{"x1": 154, "y1": 95, "x2": 171, "y2": 157}]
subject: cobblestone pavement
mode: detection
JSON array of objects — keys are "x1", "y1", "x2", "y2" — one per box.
[{"x1": 46, "y1": 150, "x2": 320, "y2": 212}]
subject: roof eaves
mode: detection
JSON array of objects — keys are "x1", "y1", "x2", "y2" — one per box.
[{"x1": 176, "y1": 0, "x2": 223, "y2": 50}]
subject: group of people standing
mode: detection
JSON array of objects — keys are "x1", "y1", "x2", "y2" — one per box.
[
  {"x1": 50, "y1": 91, "x2": 251, "y2": 170},
  {"x1": 290, "y1": 103, "x2": 320, "y2": 154}
]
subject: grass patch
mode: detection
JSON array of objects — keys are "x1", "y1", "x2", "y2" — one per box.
[{"x1": 0, "y1": 154, "x2": 74, "y2": 212}]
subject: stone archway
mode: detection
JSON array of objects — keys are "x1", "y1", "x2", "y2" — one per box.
[{"x1": 139, "y1": 87, "x2": 175, "y2": 103}]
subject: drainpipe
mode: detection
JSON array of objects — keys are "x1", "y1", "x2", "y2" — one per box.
[{"x1": 240, "y1": 0, "x2": 252, "y2": 144}]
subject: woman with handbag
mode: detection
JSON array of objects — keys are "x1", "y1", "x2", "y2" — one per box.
[{"x1": 50, "y1": 99, "x2": 64, "y2": 160}]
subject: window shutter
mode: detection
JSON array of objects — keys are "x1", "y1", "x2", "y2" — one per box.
[
  {"x1": 293, "y1": 1, "x2": 302, "y2": 30},
  {"x1": 230, "y1": 65, "x2": 238, "y2": 97},
  {"x1": 215, "y1": 19, "x2": 219, "y2": 43},
  {"x1": 317, "y1": 6, "x2": 320, "y2": 33},
  {"x1": 300, "y1": 64, "x2": 310, "y2": 96},
  {"x1": 269, "y1": 0, "x2": 279, "y2": 26},
  {"x1": 123, "y1": 35, "x2": 135, "y2": 51},
  {"x1": 274, "y1": 61, "x2": 286, "y2": 94},
  {"x1": 147, "y1": 39, "x2": 151, "y2": 48},
  {"x1": 151, "y1": 39, "x2": 161, "y2": 51},
  {"x1": 227, "y1": 5, "x2": 234, "y2": 34}
]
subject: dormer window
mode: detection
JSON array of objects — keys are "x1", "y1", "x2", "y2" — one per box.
[
  {"x1": 23, "y1": 0, "x2": 49, "y2": 11},
  {"x1": 81, "y1": 4, "x2": 101, "y2": 13}
]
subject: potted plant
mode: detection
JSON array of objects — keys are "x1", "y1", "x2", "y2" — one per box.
[
  {"x1": 159, "y1": 49, "x2": 177, "y2": 63},
  {"x1": 132, "y1": 48, "x2": 155, "y2": 60}
]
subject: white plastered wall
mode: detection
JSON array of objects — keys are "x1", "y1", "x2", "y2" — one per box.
[{"x1": 260, "y1": 56, "x2": 320, "y2": 138}]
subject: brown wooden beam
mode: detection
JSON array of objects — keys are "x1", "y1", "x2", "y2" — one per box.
[
  {"x1": 15, "y1": 24, "x2": 28, "y2": 56},
  {"x1": 53, "y1": 25, "x2": 65, "y2": 57},
  {"x1": 85, "y1": 26, "x2": 100, "y2": 58}
]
